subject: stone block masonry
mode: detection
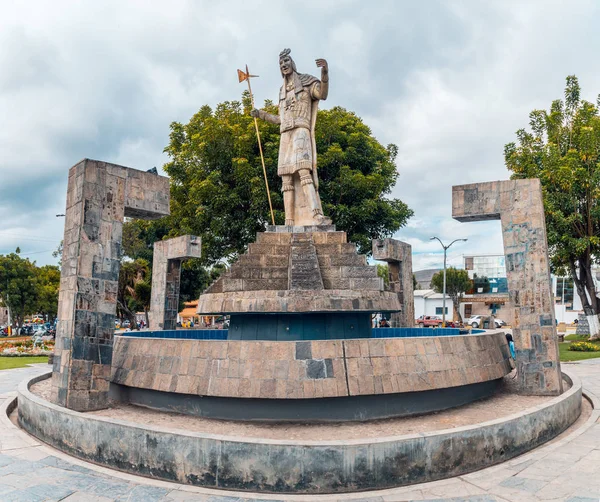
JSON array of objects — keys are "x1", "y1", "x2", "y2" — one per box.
[
  {"x1": 198, "y1": 228, "x2": 398, "y2": 314},
  {"x1": 453, "y1": 179, "x2": 562, "y2": 395},
  {"x1": 52, "y1": 159, "x2": 170, "y2": 411},
  {"x1": 149, "y1": 236, "x2": 201, "y2": 330},
  {"x1": 373, "y1": 238, "x2": 415, "y2": 327},
  {"x1": 111, "y1": 333, "x2": 511, "y2": 402}
]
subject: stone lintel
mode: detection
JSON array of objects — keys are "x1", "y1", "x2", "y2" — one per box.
[
  {"x1": 154, "y1": 235, "x2": 201, "y2": 260},
  {"x1": 372, "y1": 238, "x2": 411, "y2": 263}
]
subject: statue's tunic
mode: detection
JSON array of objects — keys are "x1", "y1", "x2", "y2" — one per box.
[{"x1": 277, "y1": 73, "x2": 321, "y2": 176}]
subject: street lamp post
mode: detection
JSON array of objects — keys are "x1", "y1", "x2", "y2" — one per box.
[{"x1": 430, "y1": 237, "x2": 468, "y2": 327}]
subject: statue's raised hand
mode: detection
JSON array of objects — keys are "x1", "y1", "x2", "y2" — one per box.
[
  {"x1": 315, "y1": 59, "x2": 328, "y2": 72},
  {"x1": 250, "y1": 109, "x2": 260, "y2": 118}
]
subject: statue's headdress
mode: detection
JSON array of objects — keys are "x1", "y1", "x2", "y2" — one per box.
[{"x1": 279, "y1": 48, "x2": 297, "y2": 76}]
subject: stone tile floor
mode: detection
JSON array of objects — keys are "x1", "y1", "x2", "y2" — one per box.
[{"x1": 1, "y1": 362, "x2": 600, "y2": 501}]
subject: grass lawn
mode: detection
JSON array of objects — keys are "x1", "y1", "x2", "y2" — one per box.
[
  {"x1": 0, "y1": 356, "x2": 49, "y2": 371},
  {"x1": 559, "y1": 342, "x2": 600, "y2": 362},
  {"x1": 564, "y1": 334, "x2": 590, "y2": 342}
]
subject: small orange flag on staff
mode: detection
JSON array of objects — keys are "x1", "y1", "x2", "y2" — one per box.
[
  {"x1": 237, "y1": 67, "x2": 258, "y2": 83},
  {"x1": 238, "y1": 65, "x2": 275, "y2": 225}
]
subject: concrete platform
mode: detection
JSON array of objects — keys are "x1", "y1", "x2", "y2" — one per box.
[
  {"x1": 2, "y1": 362, "x2": 600, "y2": 500},
  {"x1": 17, "y1": 368, "x2": 581, "y2": 494}
]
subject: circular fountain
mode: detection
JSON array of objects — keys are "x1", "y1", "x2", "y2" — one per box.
[{"x1": 17, "y1": 225, "x2": 582, "y2": 494}]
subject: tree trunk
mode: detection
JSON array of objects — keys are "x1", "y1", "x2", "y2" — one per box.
[
  {"x1": 451, "y1": 295, "x2": 463, "y2": 322},
  {"x1": 117, "y1": 300, "x2": 139, "y2": 331},
  {"x1": 570, "y1": 260, "x2": 600, "y2": 339}
]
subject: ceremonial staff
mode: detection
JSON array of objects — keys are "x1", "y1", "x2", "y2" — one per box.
[{"x1": 238, "y1": 65, "x2": 275, "y2": 225}]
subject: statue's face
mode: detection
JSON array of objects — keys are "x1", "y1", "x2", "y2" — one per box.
[{"x1": 279, "y1": 56, "x2": 293, "y2": 76}]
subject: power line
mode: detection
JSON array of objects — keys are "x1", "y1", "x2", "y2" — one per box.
[
  {"x1": 0, "y1": 232, "x2": 60, "y2": 243},
  {"x1": 0, "y1": 249, "x2": 55, "y2": 256}
]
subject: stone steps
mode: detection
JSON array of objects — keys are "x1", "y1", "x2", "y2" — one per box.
[
  {"x1": 317, "y1": 254, "x2": 366, "y2": 267},
  {"x1": 237, "y1": 254, "x2": 288, "y2": 267},
  {"x1": 248, "y1": 244, "x2": 291, "y2": 255},
  {"x1": 222, "y1": 278, "x2": 289, "y2": 292},
  {"x1": 200, "y1": 230, "x2": 383, "y2": 296},
  {"x1": 323, "y1": 277, "x2": 383, "y2": 290},
  {"x1": 228, "y1": 267, "x2": 289, "y2": 279},
  {"x1": 313, "y1": 243, "x2": 357, "y2": 255},
  {"x1": 255, "y1": 232, "x2": 348, "y2": 245},
  {"x1": 289, "y1": 235, "x2": 324, "y2": 290}
]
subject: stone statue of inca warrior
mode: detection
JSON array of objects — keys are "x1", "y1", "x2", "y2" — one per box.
[{"x1": 252, "y1": 49, "x2": 331, "y2": 226}]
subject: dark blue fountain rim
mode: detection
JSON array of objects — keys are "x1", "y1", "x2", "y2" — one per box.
[{"x1": 119, "y1": 327, "x2": 486, "y2": 340}]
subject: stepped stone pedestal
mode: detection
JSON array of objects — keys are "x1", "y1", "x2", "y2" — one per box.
[{"x1": 198, "y1": 226, "x2": 400, "y2": 340}]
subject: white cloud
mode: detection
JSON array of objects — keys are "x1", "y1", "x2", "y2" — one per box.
[{"x1": 1, "y1": 0, "x2": 599, "y2": 267}]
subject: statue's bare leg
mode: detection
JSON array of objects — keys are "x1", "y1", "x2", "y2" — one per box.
[
  {"x1": 282, "y1": 175, "x2": 295, "y2": 226},
  {"x1": 299, "y1": 169, "x2": 325, "y2": 223}
]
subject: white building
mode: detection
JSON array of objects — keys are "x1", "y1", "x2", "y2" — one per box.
[
  {"x1": 552, "y1": 276, "x2": 581, "y2": 324},
  {"x1": 414, "y1": 289, "x2": 450, "y2": 319},
  {"x1": 414, "y1": 260, "x2": 597, "y2": 325}
]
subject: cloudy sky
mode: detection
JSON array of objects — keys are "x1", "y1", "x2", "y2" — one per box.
[{"x1": 1, "y1": 0, "x2": 599, "y2": 271}]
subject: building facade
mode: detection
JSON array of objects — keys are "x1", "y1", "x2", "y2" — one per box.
[
  {"x1": 415, "y1": 259, "x2": 593, "y2": 326},
  {"x1": 414, "y1": 290, "x2": 450, "y2": 320},
  {"x1": 460, "y1": 254, "x2": 512, "y2": 323}
]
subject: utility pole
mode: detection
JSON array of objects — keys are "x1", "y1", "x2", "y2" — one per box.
[
  {"x1": 561, "y1": 276, "x2": 566, "y2": 323},
  {"x1": 6, "y1": 293, "x2": 11, "y2": 336},
  {"x1": 430, "y1": 237, "x2": 468, "y2": 327}
]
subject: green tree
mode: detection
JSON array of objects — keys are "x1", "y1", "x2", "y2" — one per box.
[
  {"x1": 430, "y1": 267, "x2": 471, "y2": 322},
  {"x1": 376, "y1": 264, "x2": 390, "y2": 288},
  {"x1": 117, "y1": 259, "x2": 151, "y2": 328},
  {"x1": 159, "y1": 93, "x2": 412, "y2": 264},
  {"x1": 504, "y1": 75, "x2": 600, "y2": 337},
  {"x1": 36, "y1": 265, "x2": 60, "y2": 321},
  {"x1": 52, "y1": 241, "x2": 63, "y2": 266},
  {"x1": 0, "y1": 253, "x2": 39, "y2": 327}
]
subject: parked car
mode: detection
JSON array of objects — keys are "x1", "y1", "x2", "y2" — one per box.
[
  {"x1": 417, "y1": 315, "x2": 443, "y2": 328},
  {"x1": 466, "y1": 315, "x2": 505, "y2": 329}
]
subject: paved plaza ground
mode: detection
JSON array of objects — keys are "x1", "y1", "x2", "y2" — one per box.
[{"x1": 0, "y1": 362, "x2": 599, "y2": 501}]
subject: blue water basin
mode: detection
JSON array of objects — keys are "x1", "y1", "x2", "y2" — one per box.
[{"x1": 121, "y1": 327, "x2": 486, "y2": 340}]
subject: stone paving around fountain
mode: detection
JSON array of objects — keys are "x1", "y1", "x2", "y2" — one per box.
[{"x1": 0, "y1": 362, "x2": 600, "y2": 501}]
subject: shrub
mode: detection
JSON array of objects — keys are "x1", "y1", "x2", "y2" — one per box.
[{"x1": 569, "y1": 341, "x2": 600, "y2": 352}]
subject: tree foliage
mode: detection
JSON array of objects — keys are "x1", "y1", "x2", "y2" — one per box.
[
  {"x1": 376, "y1": 264, "x2": 390, "y2": 287},
  {"x1": 0, "y1": 252, "x2": 57, "y2": 326},
  {"x1": 117, "y1": 259, "x2": 151, "y2": 328},
  {"x1": 157, "y1": 92, "x2": 412, "y2": 262},
  {"x1": 36, "y1": 265, "x2": 61, "y2": 320},
  {"x1": 504, "y1": 75, "x2": 600, "y2": 335},
  {"x1": 430, "y1": 267, "x2": 471, "y2": 321}
]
